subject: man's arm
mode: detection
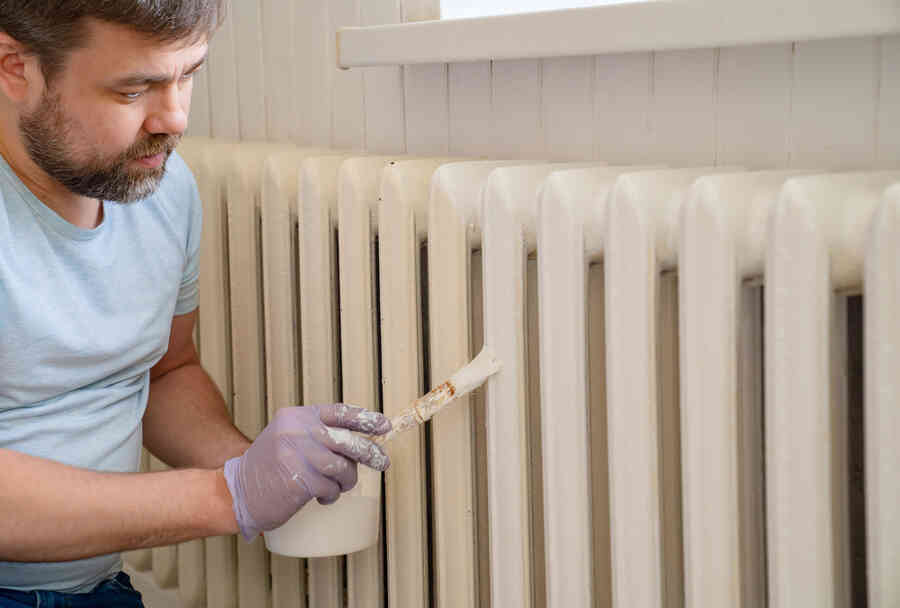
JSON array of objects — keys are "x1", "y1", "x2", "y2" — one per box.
[
  {"x1": 143, "y1": 310, "x2": 251, "y2": 469},
  {"x1": 0, "y1": 448, "x2": 238, "y2": 562},
  {"x1": 0, "y1": 310, "x2": 248, "y2": 562}
]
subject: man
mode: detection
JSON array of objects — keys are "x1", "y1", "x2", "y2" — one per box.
[{"x1": 0, "y1": 2, "x2": 391, "y2": 604}]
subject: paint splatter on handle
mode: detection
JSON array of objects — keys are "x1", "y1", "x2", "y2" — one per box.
[{"x1": 374, "y1": 346, "x2": 502, "y2": 446}]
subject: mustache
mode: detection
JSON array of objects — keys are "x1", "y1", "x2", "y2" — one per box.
[{"x1": 125, "y1": 134, "x2": 181, "y2": 162}]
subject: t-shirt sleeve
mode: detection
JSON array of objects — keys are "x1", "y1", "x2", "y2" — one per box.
[{"x1": 174, "y1": 175, "x2": 202, "y2": 316}]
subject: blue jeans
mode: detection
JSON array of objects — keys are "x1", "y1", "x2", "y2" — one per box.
[{"x1": 0, "y1": 572, "x2": 143, "y2": 607}]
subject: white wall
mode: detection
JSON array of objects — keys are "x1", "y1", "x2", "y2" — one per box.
[{"x1": 187, "y1": 0, "x2": 900, "y2": 170}]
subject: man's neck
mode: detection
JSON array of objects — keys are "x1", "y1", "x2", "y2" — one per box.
[{"x1": 0, "y1": 123, "x2": 101, "y2": 230}]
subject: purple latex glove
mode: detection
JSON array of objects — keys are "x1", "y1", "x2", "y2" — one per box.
[{"x1": 223, "y1": 403, "x2": 391, "y2": 541}]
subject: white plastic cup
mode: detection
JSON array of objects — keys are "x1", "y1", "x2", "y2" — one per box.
[{"x1": 263, "y1": 467, "x2": 381, "y2": 558}]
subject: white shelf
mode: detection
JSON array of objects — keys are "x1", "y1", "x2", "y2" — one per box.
[{"x1": 338, "y1": 0, "x2": 900, "y2": 68}]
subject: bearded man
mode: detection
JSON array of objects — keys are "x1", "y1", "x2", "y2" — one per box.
[{"x1": 0, "y1": 3, "x2": 390, "y2": 604}]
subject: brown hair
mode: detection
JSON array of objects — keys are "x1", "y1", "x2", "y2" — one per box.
[{"x1": 0, "y1": 0, "x2": 225, "y2": 84}]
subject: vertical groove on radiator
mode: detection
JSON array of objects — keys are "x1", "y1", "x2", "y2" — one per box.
[
  {"x1": 420, "y1": 243, "x2": 438, "y2": 608},
  {"x1": 373, "y1": 234, "x2": 389, "y2": 608},
  {"x1": 738, "y1": 286, "x2": 767, "y2": 608},
  {"x1": 525, "y1": 258, "x2": 546, "y2": 608},
  {"x1": 846, "y1": 296, "x2": 867, "y2": 608},
  {"x1": 656, "y1": 272, "x2": 685, "y2": 608},
  {"x1": 469, "y1": 250, "x2": 491, "y2": 608},
  {"x1": 587, "y1": 263, "x2": 611, "y2": 608},
  {"x1": 334, "y1": 226, "x2": 349, "y2": 608}
]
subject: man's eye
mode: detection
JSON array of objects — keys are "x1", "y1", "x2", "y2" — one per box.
[{"x1": 120, "y1": 91, "x2": 144, "y2": 100}]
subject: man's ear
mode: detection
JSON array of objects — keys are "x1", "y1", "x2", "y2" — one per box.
[{"x1": 0, "y1": 32, "x2": 39, "y2": 104}]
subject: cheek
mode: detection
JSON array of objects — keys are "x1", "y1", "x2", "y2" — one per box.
[{"x1": 79, "y1": 106, "x2": 147, "y2": 156}]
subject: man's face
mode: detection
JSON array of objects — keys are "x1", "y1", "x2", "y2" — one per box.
[{"x1": 18, "y1": 19, "x2": 207, "y2": 203}]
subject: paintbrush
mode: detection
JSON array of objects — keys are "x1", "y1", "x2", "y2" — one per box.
[{"x1": 374, "y1": 346, "x2": 502, "y2": 446}]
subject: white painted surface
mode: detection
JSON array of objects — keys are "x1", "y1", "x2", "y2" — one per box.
[
  {"x1": 338, "y1": 1, "x2": 900, "y2": 67},
  {"x1": 379, "y1": 158, "x2": 456, "y2": 608},
  {"x1": 404, "y1": 65, "x2": 449, "y2": 155},
  {"x1": 197, "y1": 3, "x2": 899, "y2": 173},
  {"x1": 334, "y1": 157, "x2": 389, "y2": 608},
  {"x1": 649, "y1": 49, "x2": 716, "y2": 165},
  {"x1": 428, "y1": 160, "x2": 536, "y2": 608},
  {"x1": 362, "y1": 0, "x2": 406, "y2": 156},
  {"x1": 481, "y1": 162, "x2": 600, "y2": 608},
  {"x1": 605, "y1": 167, "x2": 738, "y2": 608},
  {"x1": 542, "y1": 57, "x2": 595, "y2": 161},
  {"x1": 230, "y1": 2, "x2": 267, "y2": 140},
  {"x1": 295, "y1": 155, "x2": 353, "y2": 608},
  {"x1": 715, "y1": 44, "x2": 792, "y2": 167},
  {"x1": 789, "y1": 38, "x2": 879, "y2": 169},
  {"x1": 593, "y1": 53, "x2": 653, "y2": 163},
  {"x1": 442, "y1": 0, "x2": 635, "y2": 20},
  {"x1": 878, "y1": 36, "x2": 900, "y2": 167},
  {"x1": 765, "y1": 172, "x2": 900, "y2": 608},
  {"x1": 331, "y1": 0, "x2": 367, "y2": 151},
  {"x1": 679, "y1": 171, "x2": 808, "y2": 608},
  {"x1": 447, "y1": 62, "x2": 492, "y2": 157},
  {"x1": 205, "y1": 13, "x2": 239, "y2": 139},
  {"x1": 491, "y1": 60, "x2": 544, "y2": 159},
  {"x1": 866, "y1": 184, "x2": 900, "y2": 608},
  {"x1": 536, "y1": 165, "x2": 652, "y2": 608}
]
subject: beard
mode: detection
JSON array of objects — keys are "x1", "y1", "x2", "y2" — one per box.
[{"x1": 19, "y1": 91, "x2": 180, "y2": 204}]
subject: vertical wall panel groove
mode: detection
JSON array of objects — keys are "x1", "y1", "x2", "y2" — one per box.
[
  {"x1": 593, "y1": 53, "x2": 653, "y2": 163},
  {"x1": 231, "y1": 1, "x2": 268, "y2": 140},
  {"x1": 649, "y1": 49, "x2": 717, "y2": 165},
  {"x1": 877, "y1": 35, "x2": 900, "y2": 166},
  {"x1": 186, "y1": 64, "x2": 212, "y2": 138},
  {"x1": 448, "y1": 62, "x2": 492, "y2": 157},
  {"x1": 542, "y1": 56, "x2": 594, "y2": 161},
  {"x1": 362, "y1": 0, "x2": 406, "y2": 154},
  {"x1": 716, "y1": 44, "x2": 792, "y2": 167},
  {"x1": 405, "y1": 64, "x2": 450, "y2": 156},
  {"x1": 295, "y1": 1, "x2": 332, "y2": 147},
  {"x1": 491, "y1": 60, "x2": 544, "y2": 159},
  {"x1": 331, "y1": 0, "x2": 366, "y2": 150},
  {"x1": 206, "y1": 13, "x2": 240, "y2": 139},
  {"x1": 260, "y1": 1, "x2": 299, "y2": 141}
]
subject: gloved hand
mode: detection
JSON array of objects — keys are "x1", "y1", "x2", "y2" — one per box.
[{"x1": 223, "y1": 403, "x2": 392, "y2": 541}]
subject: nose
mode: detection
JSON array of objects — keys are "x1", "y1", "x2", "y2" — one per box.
[{"x1": 144, "y1": 83, "x2": 189, "y2": 136}]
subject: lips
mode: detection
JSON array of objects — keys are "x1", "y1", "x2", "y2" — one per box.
[{"x1": 134, "y1": 151, "x2": 167, "y2": 169}]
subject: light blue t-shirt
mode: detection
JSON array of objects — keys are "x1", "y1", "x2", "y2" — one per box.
[{"x1": 0, "y1": 151, "x2": 201, "y2": 592}]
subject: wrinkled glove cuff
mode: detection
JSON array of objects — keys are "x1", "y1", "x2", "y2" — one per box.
[{"x1": 224, "y1": 456, "x2": 262, "y2": 543}]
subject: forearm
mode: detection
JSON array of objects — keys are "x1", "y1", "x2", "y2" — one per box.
[
  {"x1": 0, "y1": 448, "x2": 238, "y2": 562},
  {"x1": 144, "y1": 362, "x2": 251, "y2": 469}
]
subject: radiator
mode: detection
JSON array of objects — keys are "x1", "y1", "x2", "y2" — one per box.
[{"x1": 121, "y1": 136, "x2": 900, "y2": 608}]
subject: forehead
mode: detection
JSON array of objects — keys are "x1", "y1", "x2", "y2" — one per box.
[{"x1": 61, "y1": 18, "x2": 208, "y2": 83}]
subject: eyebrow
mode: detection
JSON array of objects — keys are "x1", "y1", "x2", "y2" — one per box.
[{"x1": 109, "y1": 54, "x2": 208, "y2": 88}]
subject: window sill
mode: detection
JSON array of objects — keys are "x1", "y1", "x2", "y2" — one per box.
[{"x1": 337, "y1": 0, "x2": 900, "y2": 68}]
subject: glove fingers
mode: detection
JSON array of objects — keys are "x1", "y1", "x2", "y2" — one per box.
[
  {"x1": 320, "y1": 425, "x2": 390, "y2": 472},
  {"x1": 317, "y1": 403, "x2": 391, "y2": 435},
  {"x1": 306, "y1": 445, "x2": 359, "y2": 493},
  {"x1": 299, "y1": 465, "x2": 342, "y2": 504}
]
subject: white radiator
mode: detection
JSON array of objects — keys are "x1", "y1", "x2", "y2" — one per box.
[{"x1": 122, "y1": 137, "x2": 900, "y2": 608}]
